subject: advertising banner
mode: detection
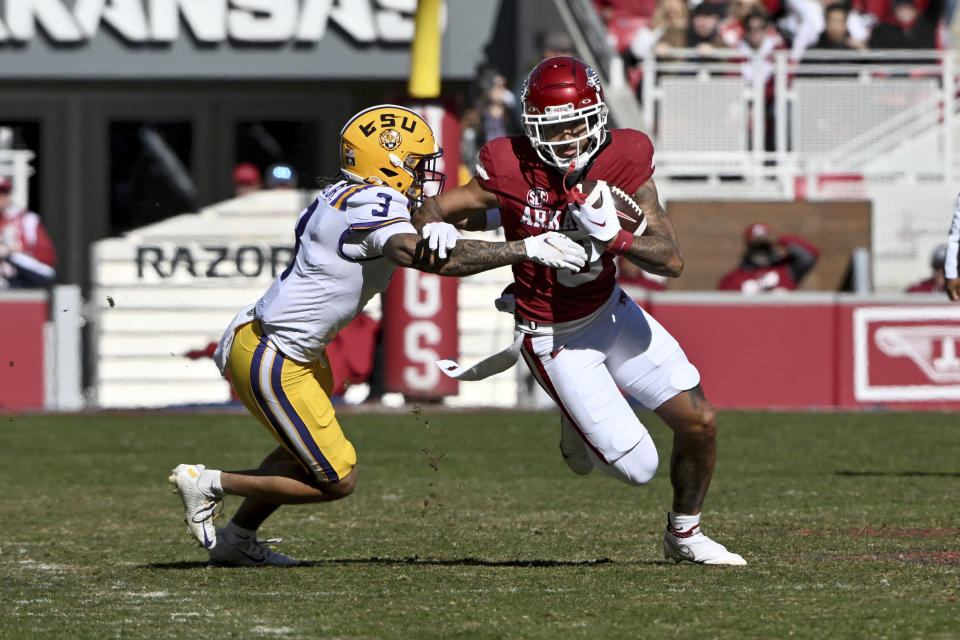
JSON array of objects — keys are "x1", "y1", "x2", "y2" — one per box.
[
  {"x1": 0, "y1": 294, "x2": 47, "y2": 411},
  {"x1": 382, "y1": 269, "x2": 458, "y2": 398},
  {"x1": 645, "y1": 294, "x2": 960, "y2": 410},
  {"x1": 838, "y1": 304, "x2": 960, "y2": 407}
]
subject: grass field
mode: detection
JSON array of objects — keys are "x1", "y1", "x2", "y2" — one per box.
[{"x1": 2, "y1": 408, "x2": 958, "y2": 639}]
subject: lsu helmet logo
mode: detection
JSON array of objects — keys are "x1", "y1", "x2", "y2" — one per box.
[
  {"x1": 379, "y1": 129, "x2": 402, "y2": 151},
  {"x1": 526, "y1": 187, "x2": 549, "y2": 207}
]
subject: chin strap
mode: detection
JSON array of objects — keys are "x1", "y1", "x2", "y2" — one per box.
[{"x1": 562, "y1": 161, "x2": 586, "y2": 206}]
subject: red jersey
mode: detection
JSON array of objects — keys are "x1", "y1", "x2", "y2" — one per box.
[
  {"x1": 0, "y1": 206, "x2": 57, "y2": 288},
  {"x1": 717, "y1": 263, "x2": 800, "y2": 293},
  {"x1": 906, "y1": 277, "x2": 944, "y2": 293},
  {"x1": 717, "y1": 234, "x2": 820, "y2": 293},
  {"x1": 476, "y1": 129, "x2": 655, "y2": 323}
]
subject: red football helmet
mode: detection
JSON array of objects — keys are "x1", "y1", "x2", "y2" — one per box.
[{"x1": 521, "y1": 57, "x2": 609, "y2": 172}]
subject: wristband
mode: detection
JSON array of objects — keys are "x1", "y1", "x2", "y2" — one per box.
[{"x1": 608, "y1": 228, "x2": 634, "y2": 255}]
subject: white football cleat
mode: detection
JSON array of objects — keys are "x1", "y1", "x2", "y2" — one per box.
[
  {"x1": 168, "y1": 463, "x2": 220, "y2": 550},
  {"x1": 663, "y1": 518, "x2": 746, "y2": 566},
  {"x1": 209, "y1": 530, "x2": 302, "y2": 567}
]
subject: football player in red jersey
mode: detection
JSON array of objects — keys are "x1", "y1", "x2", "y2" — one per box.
[{"x1": 417, "y1": 57, "x2": 744, "y2": 565}]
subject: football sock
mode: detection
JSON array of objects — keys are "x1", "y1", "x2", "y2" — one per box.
[
  {"x1": 668, "y1": 511, "x2": 700, "y2": 533},
  {"x1": 197, "y1": 469, "x2": 224, "y2": 499},
  {"x1": 223, "y1": 520, "x2": 258, "y2": 542}
]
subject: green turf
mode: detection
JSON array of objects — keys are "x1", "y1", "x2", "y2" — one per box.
[{"x1": 1, "y1": 409, "x2": 958, "y2": 639}]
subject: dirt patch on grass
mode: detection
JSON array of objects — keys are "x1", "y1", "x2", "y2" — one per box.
[
  {"x1": 794, "y1": 528, "x2": 960, "y2": 538},
  {"x1": 832, "y1": 551, "x2": 960, "y2": 565}
]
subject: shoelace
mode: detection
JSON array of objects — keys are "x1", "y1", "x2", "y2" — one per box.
[
  {"x1": 190, "y1": 498, "x2": 223, "y2": 524},
  {"x1": 240, "y1": 538, "x2": 286, "y2": 559},
  {"x1": 260, "y1": 538, "x2": 283, "y2": 549}
]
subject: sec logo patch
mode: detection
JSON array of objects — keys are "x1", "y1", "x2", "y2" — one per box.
[{"x1": 526, "y1": 187, "x2": 549, "y2": 207}]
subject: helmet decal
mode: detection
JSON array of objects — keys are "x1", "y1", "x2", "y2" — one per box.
[
  {"x1": 339, "y1": 104, "x2": 446, "y2": 209},
  {"x1": 544, "y1": 103, "x2": 575, "y2": 114},
  {"x1": 585, "y1": 65, "x2": 601, "y2": 89},
  {"x1": 379, "y1": 129, "x2": 402, "y2": 151}
]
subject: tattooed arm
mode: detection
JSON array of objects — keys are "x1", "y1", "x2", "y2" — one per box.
[
  {"x1": 383, "y1": 232, "x2": 586, "y2": 277},
  {"x1": 618, "y1": 178, "x2": 684, "y2": 278},
  {"x1": 383, "y1": 234, "x2": 526, "y2": 276}
]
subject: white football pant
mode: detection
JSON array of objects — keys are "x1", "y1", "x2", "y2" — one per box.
[{"x1": 520, "y1": 288, "x2": 701, "y2": 485}]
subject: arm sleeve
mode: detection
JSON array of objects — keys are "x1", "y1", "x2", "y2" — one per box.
[
  {"x1": 785, "y1": 0, "x2": 825, "y2": 60},
  {"x1": 945, "y1": 193, "x2": 960, "y2": 279},
  {"x1": 475, "y1": 140, "x2": 504, "y2": 194},
  {"x1": 780, "y1": 234, "x2": 820, "y2": 283},
  {"x1": 4, "y1": 212, "x2": 56, "y2": 285},
  {"x1": 474, "y1": 139, "x2": 516, "y2": 224},
  {"x1": 366, "y1": 219, "x2": 418, "y2": 255},
  {"x1": 7, "y1": 253, "x2": 55, "y2": 286}
]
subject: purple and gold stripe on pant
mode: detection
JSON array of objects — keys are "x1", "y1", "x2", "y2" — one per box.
[{"x1": 249, "y1": 335, "x2": 339, "y2": 482}]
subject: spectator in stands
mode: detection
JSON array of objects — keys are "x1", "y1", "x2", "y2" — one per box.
[
  {"x1": 855, "y1": 0, "x2": 931, "y2": 27},
  {"x1": 905, "y1": 244, "x2": 947, "y2": 293},
  {"x1": 734, "y1": 11, "x2": 786, "y2": 149},
  {"x1": 0, "y1": 176, "x2": 57, "y2": 289},
  {"x1": 718, "y1": 222, "x2": 820, "y2": 293},
  {"x1": 689, "y1": 1, "x2": 728, "y2": 52},
  {"x1": 594, "y1": 0, "x2": 658, "y2": 53},
  {"x1": 232, "y1": 162, "x2": 261, "y2": 197},
  {"x1": 772, "y1": 0, "x2": 828, "y2": 59},
  {"x1": 265, "y1": 163, "x2": 298, "y2": 189},
  {"x1": 720, "y1": 0, "x2": 763, "y2": 48},
  {"x1": 628, "y1": 0, "x2": 691, "y2": 60},
  {"x1": 739, "y1": 9, "x2": 788, "y2": 77},
  {"x1": 462, "y1": 66, "x2": 519, "y2": 176},
  {"x1": 868, "y1": 0, "x2": 943, "y2": 48},
  {"x1": 722, "y1": 0, "x2": 825, "y2": 59},
  {"x1": 814, "y1": 3, "x2": 869, "y2": 48}
]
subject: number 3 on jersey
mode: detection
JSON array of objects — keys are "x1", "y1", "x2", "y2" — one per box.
[
  {"x1": 372, "y1": 192, "x2": 393, "y2": 217},
  {"x1": 556, "y1": 247, "x2": 604, "y2": 286}
]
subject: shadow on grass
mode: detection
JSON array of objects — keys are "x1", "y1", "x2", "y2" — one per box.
[
  {"x1": 145, "y1": 557, "x2": 674, "y2": 570},
  {"x1": 835, "y1": 470, "x2": 960, "y2": 477}
]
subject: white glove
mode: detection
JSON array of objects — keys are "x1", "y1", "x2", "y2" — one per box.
[
  {"x1": 569, "y1": 181, "x2": 620, "y2": 243},
  {"x1": 523, "y1": 232, "x2": 588, "y2": 270},
  {"x1": 421, "y1": 221, "x2": 462, "y2": 260}
]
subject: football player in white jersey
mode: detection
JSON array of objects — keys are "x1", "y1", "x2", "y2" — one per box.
[{"x1": 168, "y1": 104, "x2": 587, "y2": 566}]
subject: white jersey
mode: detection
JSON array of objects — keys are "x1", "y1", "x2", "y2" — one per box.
[
  {"x1": 255, "y1": 180, "x2": 416, "y2": 363},
  {"x1": 947, "y1": 191, "x2": 960, "y2": 280}
]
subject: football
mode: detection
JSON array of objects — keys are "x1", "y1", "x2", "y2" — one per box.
[{"x1": 577, "y1": 180, "x2": 647, "y2": 235}]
